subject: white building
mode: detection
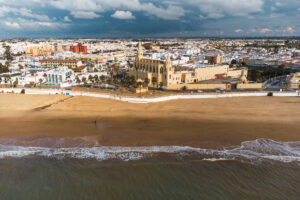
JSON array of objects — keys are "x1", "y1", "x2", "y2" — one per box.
[{"x1": 46, "y1": 67, "x2": 74, "y2": 86}]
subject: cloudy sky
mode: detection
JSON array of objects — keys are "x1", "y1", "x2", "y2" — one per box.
[{"x1": 0, "y1": 0, "x2": 300, "y2": 38}]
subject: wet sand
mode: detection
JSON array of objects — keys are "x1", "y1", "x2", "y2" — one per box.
[{"x1": 1, "y1": 94, "x2": 300, "y2": 148}]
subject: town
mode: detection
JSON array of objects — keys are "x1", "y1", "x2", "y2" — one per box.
[{"x1": 0, "y1": 39, "x2": 300, "y2": 94}]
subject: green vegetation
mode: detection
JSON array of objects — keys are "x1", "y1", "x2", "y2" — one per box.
[
  {"x1": 0, "y1": 63, "x2": 9, "y2": 74},
  {"x1": 247, "y1": 65, "x2": 297, "y2": 82}
]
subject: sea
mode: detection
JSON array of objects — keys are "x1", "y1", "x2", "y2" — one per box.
[{"x1": 0, "y1": 136, "x2": 299, "y2": 200}]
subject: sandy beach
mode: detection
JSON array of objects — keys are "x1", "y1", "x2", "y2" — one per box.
[{"x1": 0, "y1": 93, "x2": 300, "y2": 148}]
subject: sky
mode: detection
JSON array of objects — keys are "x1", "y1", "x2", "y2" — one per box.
[{"x1": 0, "y1": 0, "x2": 300, "y2": 38}]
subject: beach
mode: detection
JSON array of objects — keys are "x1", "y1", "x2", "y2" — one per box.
[
  {"x1": 1, "y1": 93, "x2": 300, "y2": 200},
  {"x1": 1, "y1": 93, "x2": 300, "y2": 148}
]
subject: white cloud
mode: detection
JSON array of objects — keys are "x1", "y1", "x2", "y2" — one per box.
[
  {"x1": 111, "y1": 11, "x2": 135, "y2": 20},
  {"x1": 235, "y1": 29, "x2": 243, "y2": 33},
  {"x1": 0, "y1": 6, "x2": 50, "y2": 21},
  {"x1": 284, "y1": 26, "x2": 295, "y2": 33},
  {"x1": 185, "y1": 0, "x2": 263, "y2": 19},
  {"x1": 64, "y1": 16, "x2": 71, "y2": 22},
  {"x1": 4, "y1": 21, "x2": 20, "y2": 29},
  {"x1": 49, "y1": 0, "x2": 184, "y2": 20},
  {"x1": 260, "y1": 28, "x2": 272, "y2": 34},
  {"x1": 70, "y1": 11, "x2": 101, "y2": 19}
]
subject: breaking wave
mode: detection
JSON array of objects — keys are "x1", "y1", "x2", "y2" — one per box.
[{"x1": 1, "y1": 138, "x2": 300, "y2": 163}]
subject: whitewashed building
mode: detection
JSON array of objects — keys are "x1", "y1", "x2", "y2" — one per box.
[{"x1": 46, "y1": 67, "x2": 74, "y2": 86}]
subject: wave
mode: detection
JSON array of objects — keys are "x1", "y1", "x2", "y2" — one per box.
[{"x1": 1, "y1": 138, "x2": 300, "y2": 163}]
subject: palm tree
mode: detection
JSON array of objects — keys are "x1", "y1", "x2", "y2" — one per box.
[
  {"x1": 76, "y1": 76, "x2": 81, "y2": 85},
  {"x1": 82, "y1": 77, "x2": 87, "y2": 86},
  {"x1": 39, "y1": 78, "x2": 43, "y2": 87},
  {"x1": 100, "y1": 75, "x2": 105, "y2": 83},
  {"x1": 4, "y1": 74, "x2": 11, "y2": 86},
  {"x1": 13, "y1": 78, "x2": 18, "y2": 88},
  {"x1": 88, "y1": 75, "x2": 94, "y2": 84},
  {"x1": 94, "y1": 75, "x2": 99, "y2": 84}
]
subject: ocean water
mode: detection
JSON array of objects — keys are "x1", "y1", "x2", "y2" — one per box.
[{"x1": 0, "y1": 137, "x2": 300, "y2": 200}]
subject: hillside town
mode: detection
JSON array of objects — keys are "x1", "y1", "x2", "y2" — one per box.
[{"x1": 0, "y1": 39, "x2": 300, "y2": 93}]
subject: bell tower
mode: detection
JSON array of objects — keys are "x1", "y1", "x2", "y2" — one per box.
[
  {"x1": 165, "y1": 53, "x2": 172, "y2": 72},
  {"x1": 136, "y1": 41, "x2": 143, "y2": 61}
]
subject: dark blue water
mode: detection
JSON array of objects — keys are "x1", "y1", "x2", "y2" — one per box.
[{"x1": 0, "y1": 138, "x2": 300, "y2": 200}]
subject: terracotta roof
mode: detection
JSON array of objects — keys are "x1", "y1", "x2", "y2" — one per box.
[{"x1": 39, "y1": 59, "x2": 80, "y2": 62}]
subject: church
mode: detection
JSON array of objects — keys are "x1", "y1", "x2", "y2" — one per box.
[{"x1": 129, "y1": 42, "x2": 248, "y2": 89}]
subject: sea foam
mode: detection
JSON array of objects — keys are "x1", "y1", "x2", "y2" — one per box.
[{"x1": 1, "y1": 139, "x2": 300, "y2": 163}]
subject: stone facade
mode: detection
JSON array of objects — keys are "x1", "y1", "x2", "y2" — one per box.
[{"x1": 129, "y1": 42, "x2": 248, "y2": 89}]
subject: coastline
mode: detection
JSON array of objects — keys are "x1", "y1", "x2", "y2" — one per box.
[{"x1": 1, "y1": 94, "x2": 300, "y2": 148}]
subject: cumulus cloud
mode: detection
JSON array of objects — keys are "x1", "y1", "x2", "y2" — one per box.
[
  {"x1": 185, "y1": 0, "x2": 264, "y2": 19},
  {"x1": 284, "y1": 26, "x2": 295, "y2": 33},
  {"x1": 4, "y1": 21, "x2": 20, "y2": 29},
  {"x1": 0, "y1": 6, "x2": 51, "y2": 21},
  {"x1": 49, "y1": 0, "x2": 184, "y2": 20},
  {"x1": 235, "y1": 29, "x2": 243, "y2": 33},
  {"x1": 260, "y1": 28, "x2": 272, "y2": 34},
  {"x1": 64, "y1": 16, "x2": 71, "y2": 22},
  {"x1": 70, "y1": 11, "x2": 101, "y2": 19},
  {"x1": 0, "y1": 0, "x2": 300, "y2": 37},
  {"x1": 111, "y1": 11, "x2": 135, "y2": 20}
]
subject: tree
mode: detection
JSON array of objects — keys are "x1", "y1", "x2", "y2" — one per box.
[
  {"x1": 82, "y1": 77, "x2": 87, "y2": 86},
  {"x1": 159, "y1": 82, "x2": 163, "y2": 88},
  {"x1": 4, "y1": 46, "x2": 13, "y2": 61},
  {"x1": 94, "y1": 75, "x2": 99, "y2": 84},
  {"x1": 39, "y1": 78, "x2": 43, "y2": 86},
  {"x1": 144, "y1": 78, "x2": 150, "y2": 87},
  {"x1": 231, "y1": 59, "x2": 237, "y2": 65},
  {"x1": 136, "y1": 81, "x2": 143, "y2": 88},
  {"x1": 151, "y1": 77, "x2": 157, "y2": 87},
  {"x1": 88, "y1": 75, "x2": 94, "y2": 84},
  {"x1": 76, "y1": 76, "x2": 81, "y2": 84},
  {"x1": 129, "y1": 76, "x2": 136, "y2": 86},
  {"x1": 18, "y1": 64, "x2": 24, "y2": 70},
  {"x1": 13, "y1": 78, "x2": 18, "y2": 88},
  {"x1": 4, "y1": 74, "x2": 11, "y2": 85},
  {"x1": 30, "y1": 82, "x2": 35, "y2": 88},
  {"x1": 100, "y1": 75, "x2": 105, "y2": 83}
]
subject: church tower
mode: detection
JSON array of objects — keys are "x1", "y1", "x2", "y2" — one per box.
[
  {"x1": 165, "y1": 53, "x2": 172, "y2": 72},
  {"x1": 136, "y1": 41, "x2": 143, "y2": 61}
]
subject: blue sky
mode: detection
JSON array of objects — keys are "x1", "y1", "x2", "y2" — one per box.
[{"x1": 0, "y1": 0, "x2": 300, "y2": 38}]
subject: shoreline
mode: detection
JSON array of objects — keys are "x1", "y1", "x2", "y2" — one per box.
[{"x1": 1, "y1": 94, "x2": 300, "y2": 148}]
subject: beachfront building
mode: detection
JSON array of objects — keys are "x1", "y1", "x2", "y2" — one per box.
[
  {"x1": 46, "y1": 67, "x2": 74, "y2": 86},
  {"x1": 39, "y1": 59, "x2": 82, "y2": 68},
  {"x1": 129, "y1": 42, "x2": 248, "y2": 89},
  {"x1": 287, "y1": 72, "x2": 300, "y2": 89}
]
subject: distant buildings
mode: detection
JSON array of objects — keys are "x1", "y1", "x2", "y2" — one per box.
[
  {"x1": 39, "y1": 59, "x2": 82, "y2": 68},
  {"x1": 205, "y1": 55, "x2": 223, "y2": 64},
  {"x1": 25, "y1": 46, "x2": 52, "y2": 57},
  {"x1": 287, "y1": 72, "x2": 300, "y2": 89},
  {"x1": 70, "y1": 44, "x2": 87, "y2": 54}
]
